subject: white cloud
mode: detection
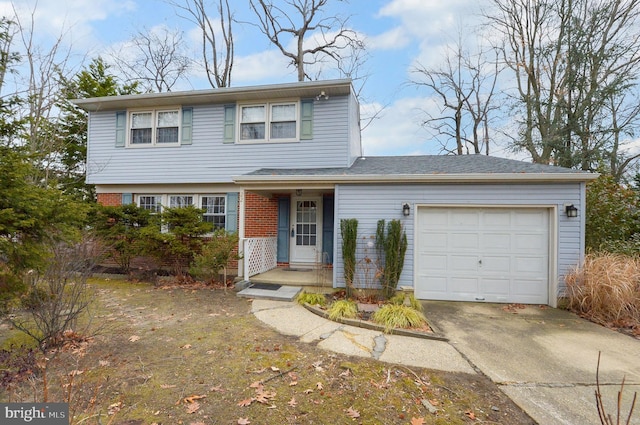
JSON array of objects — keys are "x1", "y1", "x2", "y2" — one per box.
[
  {"x1": 366, "y1": 27, "x2": 411, "y2": 50},
  {"x1": 361, "y1": 96, "x2": 442, "y2": 156},
  {"x1": 232, "y1": 50, "x2": 293, "y2": 83}
]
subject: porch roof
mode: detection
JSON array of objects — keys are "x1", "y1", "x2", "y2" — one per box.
[{"x1": 233, "y1": 155, "x2": 598, "y2": 187}]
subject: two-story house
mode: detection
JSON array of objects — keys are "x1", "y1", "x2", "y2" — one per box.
[{"x1": 74, "y1": 79, "x2": 596, "y2": 307}]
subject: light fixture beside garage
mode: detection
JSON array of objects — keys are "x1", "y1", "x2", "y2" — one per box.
[
  {"x1": 565, "y1": 204, "x2": 578, "y2": 218},
  {"x1": 402, "y1": 203, "x2": 411, "y2": 217}
]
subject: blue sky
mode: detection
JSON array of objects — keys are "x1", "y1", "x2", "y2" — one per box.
[{"x1": 2, "y1": 0, "x2": 506, "y2": 157}]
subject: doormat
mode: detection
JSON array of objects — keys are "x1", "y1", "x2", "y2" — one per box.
[
  {"x1": 283, "y1": 268, "x2": 312, "y2": 272},
  {"x1": 250, "y1": 283, "x2": 282, "y2": 290}
]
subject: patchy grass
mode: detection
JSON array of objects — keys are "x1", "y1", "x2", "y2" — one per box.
[
  {"x1": 565, "y1": 253, "x2": 640, "y2": 334},
  {"x1": 0, "y1": 278, "x2": 535, "y2": 424}
]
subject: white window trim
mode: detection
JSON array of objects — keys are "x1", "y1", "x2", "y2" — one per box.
[
  {"x1": 201, "y1": 194, "x2": 227, "y2": 231},
  {"x1": 127, "y1": 107, "x2": 182, "y2": 147},
  {"x1": 137, "y1": 194, "x2": 163, "y2": 213},
  {"x1": 237, "y1": 100, "x2": 299, "y2": 144},
  {"x1": 168, "y1": 194, "x2": 195, "y2": 208}
]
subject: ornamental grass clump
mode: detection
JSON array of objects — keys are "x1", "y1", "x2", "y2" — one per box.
[
  {"x1": 327, "y1": 299, "x2": 358, "y2": 321},
  {"x1": 564, "y1": 253, "x2": 640, "y2": 327},
  {"x1": 297, "y1": 292, "x2": 327, "y2": 307},
  {"x1": 388, "y1": 293, "x2": 423, "y2": 312},
  {"x1": 372, "y1": 304, "x2": 427, "y2": 332}
]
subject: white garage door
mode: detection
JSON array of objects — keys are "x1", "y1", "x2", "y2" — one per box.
[{"x1": 416, "y1": 207, "x2": 549, "y2": 304}]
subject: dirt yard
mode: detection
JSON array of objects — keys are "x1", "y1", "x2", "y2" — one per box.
[{"x1": 0, "y1": 279, "x2": 536, "y2": 424}]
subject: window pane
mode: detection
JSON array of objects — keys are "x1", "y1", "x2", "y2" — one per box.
[
  {"x1": 271, "y1": 122, "x2": 296, "y2": 139},
  {"x1": 240, "y1": 123, "x2": 265, "y2": 140},
  {"x1": 157, "y1": 127, "x2": 178, "y2": 144},
  {"x1": 131, "y1": 128, "x2": 152, "y2": 144},
  {"x1": 169, "y1": 196, "x2": 194, "y2": 208},
  {"x1": 139, "y1": 196, "x2": 161, "y2": 213},
  {"x1": 241, "y1": 106, "x2": 265, "y2": 123},
  {"x1": 158, "y1": 111, "x2": 179, "y2": 127},
  {"x1": 132, "y1": 112, "x2": 152, "y2": 128},
  {"x1": 271, "y1": 104, "x2": 295, "y2": 121}
]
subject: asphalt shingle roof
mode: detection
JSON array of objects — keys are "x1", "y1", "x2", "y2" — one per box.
[{"x1": 245, "y1": 155, "x2": 588, "y2": 177}]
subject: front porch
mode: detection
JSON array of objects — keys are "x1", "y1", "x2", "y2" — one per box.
[{"x1": 251, "y1": 267, "x2": 333, "y2": 292}]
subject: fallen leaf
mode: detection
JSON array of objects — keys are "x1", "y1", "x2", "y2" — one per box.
[
  {"x1": 465, "y1": 410, "x2": 476, "y2": 420},
  {"x1": 160, "y1": 384, "x2": 176, "y2": 389},
  {"x1": 190, "y1": 422, "x2": 206, "y2": 425},
  {"x1": 303, "y1": 389, "x2": 314, "y2": 394},
  {"x1": 316, "y1": 382, "x2": 323, "y2": 390},
  {"x1": 181, "y1": 344, "x2": 192, "y2": 349},
  {"x1": 249, "y1": 381, "x2": 263, "y2": 389},
  {"x1": 288, "y1": 397, "x2": 297, "y2": 407},
  {"x1": 68, "y1": 370, "x2": 84, "y2": 376},
  {"x1": 206, "y1": 350, "x2": 216, "y2": 355},
  {"x1": 99, "y1": 360, "x2": 110, "y2": 367},
  {"x1": 289, "y1": 381, "x2": 298, "y2": 387},
  {"x1": 184, "y1": 395, "x2": 207, "y2": 404},
  {"x1": 237, "y1": 398, "x2": 253, "y2": 407},
  {"x1": 346, "y1": 407, "x2": 360, "y2": 419},
  {"x1": 411, "y1": 418, "x2": 425, "y2": 425},
  {"x1": 185, "y1": 401, "x2": 200, "y2": 414},
  {"x1": 237, "y1": 419, "x2": 250, "y2": 425},
  {"x1": 271, "y1": 366, "x2": 280, "y2": 372},
  {"x1": 210, "y1": 385, "x2": 224, "y2": 392},
  {"x1": 128, "y1": 335, "x2": 140, "y2": 342}
]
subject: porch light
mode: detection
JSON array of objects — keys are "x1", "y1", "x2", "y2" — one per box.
[
  {"x1": 565, "y1": 204, "x2": 578, "y2": 218},
  {"x1": 296, "y1": 189, "x2": 302, "y2": 196},
  {"x1": 402, "y1": 203, "x2": 411, "y2": 217}
]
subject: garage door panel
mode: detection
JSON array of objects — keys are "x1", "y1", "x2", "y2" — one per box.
[
  {"x1": 450, "y1": 233, "x2": 480, "y2": 250},
  {"x1": 481, "y1": 256, "x2": 511, "y2": 273},
  {"x1": 515, "y1": 256, "x2": 546, "y2": 274},
  {"x1": 416, "y1": 207, "x2": 549, "y2": 304},
  {"x1": 482, "y1": 234, "x2": 511, "y2": 250},
  {"x1": 422, "y1": 254, "x2": 448, "y2": 271},
  {"x1": 450, "y1": 255, "x2": 480, "y2": 271}
]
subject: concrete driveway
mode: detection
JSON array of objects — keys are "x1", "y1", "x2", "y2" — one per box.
[{"x1": 424, "y1": 301, "x2": 640, "y2": 425}]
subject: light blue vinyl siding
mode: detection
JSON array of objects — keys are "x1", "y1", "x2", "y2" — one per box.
[
  {"x1": 86, "y1": 96, "x2": 352, "y2": 185},
  {"x1": 334, "y1": 182, "x2": 585, "y2": 298}
]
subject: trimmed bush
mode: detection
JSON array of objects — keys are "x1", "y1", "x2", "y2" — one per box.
[{"x1": 388, "y1": 293, "x2": 423, "y2": 312}]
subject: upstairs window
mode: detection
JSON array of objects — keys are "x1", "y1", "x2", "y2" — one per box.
[
  {"x1": 129, "y1": 109, "x2": 180, "y2": 146},
  {"x1": 239, "y1": 102, "x2": 298, "y2": 142}
]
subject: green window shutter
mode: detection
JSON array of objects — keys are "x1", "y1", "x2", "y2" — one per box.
[
  {"x1": 277, "y1": 197, "x2": 290, "y2": 263},
  {"x1": 225, "y1": 192, "x2": 239, "y2": 233},
  {"x1": 300, "y1": 99, "x2": 314, "y2": 140},
  {"x1": 223, "y1": 105, "x2": 236, "y2": 144},
  {"x1": 181, "y1": 107, "x2": 193, "y2": 145},
  {"x1": 122, "y1": 193, "x2": 133, "y2": 205},
  {"x1": 115, "y1": 111, "x2": 126, "y2": 147}
]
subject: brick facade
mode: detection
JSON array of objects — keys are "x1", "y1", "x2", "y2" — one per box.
[
  {"x1": 97, "y1": 193, "x2": 122, "y2": 206},
  {"x1": 244, "y1": 192, "x2": 279, "y2": 238}
]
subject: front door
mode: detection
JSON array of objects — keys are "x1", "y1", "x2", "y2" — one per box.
[{"x1": 290, "y1": 197, "x2": 322, "y2": 265}]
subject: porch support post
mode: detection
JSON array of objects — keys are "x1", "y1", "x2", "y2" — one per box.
[{"x1": 238, "y1": 189, "x2": 246, "y2": 278}]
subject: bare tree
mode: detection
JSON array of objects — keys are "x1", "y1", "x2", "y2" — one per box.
[
  {"x1": 171, "y1": 0, "x2": 234, "y2": 88},
  {"x1": 10, "y1": 3, "x2": 79, "y2": 186},
  {"x1": 487, "y1": 0, "x2": 640, "y2": 177},
  {"x1": 248, "y1": 0, "x2": 364, "y2": 82},
  {"x1": 110, "y1": 26, "x2": 191, "y2": 92},
  {"x1": 411, "y1": 36, "x2": 500, "y2": 155}
]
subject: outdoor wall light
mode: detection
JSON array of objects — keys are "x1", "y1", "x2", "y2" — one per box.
[
  {"x1": 296, "y1": 189, "x2": 302, "y2": 196},
  {"x1": 402, "y1": 203, "x2": 411, "y2": 217},
  {"x1": 565, "y1": 204, "x2": 578, "y2": 218},
  {"x1": 315, "y1": 90, "x2": 329, "y2": 101}
]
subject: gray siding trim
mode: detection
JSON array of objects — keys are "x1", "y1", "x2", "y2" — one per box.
[
  {"x1": 334, "y1": 183, "x2": 584, "y2": 301},
  {"x1": 86, "y1": 96, "x2": 352, "y2": 185}
]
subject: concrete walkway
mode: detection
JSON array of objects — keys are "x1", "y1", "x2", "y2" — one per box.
[
  {"x1": 425, "y1": 301, "x2": 640, "y2": 425},
  {"x1": 251, "y1": 299, "x2": 475, "y2": 373},
  {"x1": 251, "y1": 298, "x2": 640, "y2": 425}
]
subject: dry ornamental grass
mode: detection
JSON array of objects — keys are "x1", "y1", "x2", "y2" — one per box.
[{"x1": 565, "y1": 253, "x2": 640, "y2": 330}]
